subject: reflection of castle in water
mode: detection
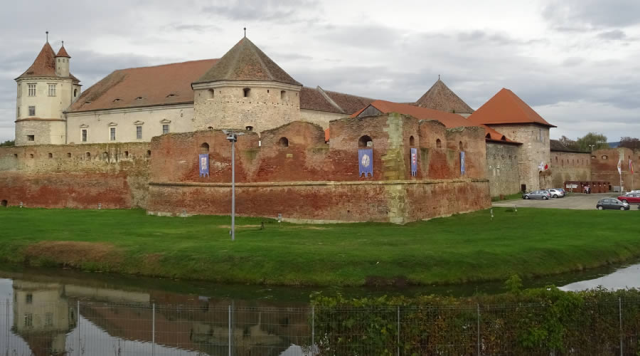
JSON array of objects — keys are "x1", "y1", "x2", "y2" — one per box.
[{"x1": 11, "y1": 278, "x2": 310, "y2": 356}]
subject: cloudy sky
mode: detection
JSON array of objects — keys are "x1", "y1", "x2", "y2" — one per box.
[{"x1": 2, "y1": 0, "x2": 640, "y2": 142}]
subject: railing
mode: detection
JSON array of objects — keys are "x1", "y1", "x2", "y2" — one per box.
[{"x1": 1, "y1": 298, "x2": 639, "y2": 355}]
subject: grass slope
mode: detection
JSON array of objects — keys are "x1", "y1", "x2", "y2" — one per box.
[{"x1": 0, "y1": 207, "x2": 639, "y2": 286}]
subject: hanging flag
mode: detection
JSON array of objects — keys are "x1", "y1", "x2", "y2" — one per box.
[
  {"x1": 460, "y1": 151, "x2": 466, "y2": 176},
  {"x1": 630, "y1": 159, "x2": 634, "y2": 174},
  {"x1": 358, "y1": 149, "x2": 373, "y2": 177},
  {"x1": 618, "y1": 158, "x2": 622, "y2": 175},
  {"x1": 411, "y1": 148, "x2": 418, "y2": 177},
  {"x1": 199, "y1": 154, "x2": 209, "y2": 177},
  {"x1": 538, "y1": 162, "x2": 548, "y2": 171}
]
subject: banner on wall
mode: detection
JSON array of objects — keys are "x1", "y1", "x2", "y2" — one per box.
[
  {"x1": 460, "y1": 151, "x2": 466, "y2": 176},
  {"x1": 358, "y1": 149, "x2": 373, "y2": 178},
  {"x1": 199, "y1": 154, "x2": 209, "y2": 177},
  {"x1": 411, "y1": 148, "x2": 418, "y2": 176}
]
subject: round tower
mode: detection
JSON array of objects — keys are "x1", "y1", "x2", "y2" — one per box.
[
  {"x1": 191, "y1": 37, "x2": 302, "y2": 133},
  {"x1": 14, "y1": 37, "x2": 81, "y2": 146}
]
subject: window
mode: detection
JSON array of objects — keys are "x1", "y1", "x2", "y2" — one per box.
[
  {"x1": 45, "y1": 313, "x2": 53, "y2": 327},
  {"x1": 358, "y1": 135, "x2": 373, "y2": 148},
  {"x1": 27, "y1": 135, "x2": 35, "y2": 141},
  {"x1": 82, "y1": 129, "x2": 87, "y2": 142},
  {"x1": 459, "y1": 141, "x2": 463, "y2": 151},
  {"x1": 17, "y1": 106, "x2": 20, "y2": 118},
  {"x1": 124, "y1": 151, "x2": 129, "y2": 158},
  {"x1": 281, "y1": 90, "x2": 287, "y2": 101},
  {"x1": 207, "y1": 89, "x2": 214, "y2": 99},
  {"x1": 17, "y1": 83, "x2": 21, "y2": 98},
  {"x1": 409, "y1": 136, "x2": 415, "y2": 146},
  {"x1": 48, "y1": 153, "x2": 53, "y2": 159},
  {"x1": 243, "y1": 88, "x2": 251, "y2": 98},
  {"x1": 48, "y1": 84, "x2": 56, "y2": 97},
  {"x1": 246, "y1": 126, "x2": 253, "y2": 131},
  {"x1": 24, "y1": 313, "x2": 33, "y2": 328},
  {"x1": 28, "y1": 106, "x2": 35, "y2": 116},
  {"x1": 67, "y1": 153, "x2": 71, "y2": 158},
  {"x1": 74, "y1": 89, "x2": 78, "y2": 97},
  {"x1": 28, "y1": 83, "x2": 36, "y2": 97},
  {"x1": 110, "y1": 127, "x2": 116, "y2": 141},
  {"x1": 436, "y1": 139, "x2": 442, "y2": 148},
  {"x1": 26, "y1": 294, "x2": 33, "y2": 304},
  {"x1": 278, "y1": 137, "x2": 289, "y2": 147},
  {"x1": 200, "y1": 143, "x2": 210, "y2": 154},
  {"x1": 86, "y1": 152, "x2": 91, "y2": 159},
  {"x1": 602, "y1": 155, "x2": 608, "y2": 160},
  {"x1": 162, "y1": 124, "x2": 169, "y2": 134},
  {"x1": 136, "y1": 126, "x2": 142, "y2": 139}
]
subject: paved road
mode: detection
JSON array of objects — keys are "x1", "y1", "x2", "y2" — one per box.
[{"x1": 492, "y1": 193, "x2": 631, "y2": 210}]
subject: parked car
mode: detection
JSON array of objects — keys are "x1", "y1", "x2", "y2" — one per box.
[
  {"x1": 596, "y1": 198, "x2": 630, "y2": 210},
  {"x1": 548, "y1": 188, "x2": 565, "y2": 198},
  {"x1": 523, "y1": 190, "x2": 551, "y2": 200},
  {"x1": 618, "y1": 193, "x2": 640, "y2": 204}
]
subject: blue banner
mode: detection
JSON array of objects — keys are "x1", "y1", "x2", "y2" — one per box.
[
  {"x1": 411, "y1": 148, "x2": 418, "y2": 177},
  {"x1": 199, "y1": 154, "x2": 209, "y2": 177},
  {"x1": 460, "y1": 151, "x2": 466, "y2": 176},
  {"x1": 359, "y1": 149, "x2": 373, "y2": 178}
]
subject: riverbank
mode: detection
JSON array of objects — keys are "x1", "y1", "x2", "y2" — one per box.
[{"x1": 0, "y1": 207, "x2": 639, "y2": 286}]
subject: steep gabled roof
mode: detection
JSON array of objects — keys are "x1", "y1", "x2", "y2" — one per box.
[
  {"x1": 68, "y1": 59, "x2": 218, "y2": 113},
  {"x1": 415, "y1": 79, "x2": 474, "y2": 114},
  {"x1": 550, "y1": 139, "x2": 588, "y2": 153},
  {"x1": 56, "y1": 44, "x2": 70, "y2": 58},
  {"x1": 351, "y1": 100, "x2": 519, "y2": 144},
  {"x1": 193, "y1": 37, "x2": 301, "y2": 86},
  {"x1": 468, "y1": 88, "x2": 556, "y2": 127},
  {"x1": 299, "y1": 87, "x2": 375, "y2": 115},
  {"x1": 17, "y1": 42, "x2": 57, "y2": 79}
]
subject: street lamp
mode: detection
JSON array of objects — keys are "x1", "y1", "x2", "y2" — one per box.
[
  {"x1": 589, "y1": 144, "x2": 595, "y2": 152},
  {"x1": 223, "y1": 130, "x2": 244, "y2": 241}
]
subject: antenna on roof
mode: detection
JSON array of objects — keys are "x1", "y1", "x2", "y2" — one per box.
[
  {"x1": 438, "y1": 74, "x2": 441, "y2": 80},
  {"x1": 62, "y1": 40, "x2": 64, "y2": 47},
  {"x1": 46, "y1": 31, "x2": 49, "y2": 43},
  {"x1": 244, "y1": 27, "x2": 246, "y2": 38}
]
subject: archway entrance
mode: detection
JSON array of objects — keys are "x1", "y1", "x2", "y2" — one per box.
[{"x1": 1, "y1": 200, "x2": 7, "y2": 207}]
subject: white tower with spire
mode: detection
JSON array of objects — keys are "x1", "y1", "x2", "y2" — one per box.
[{"x1": 14, "y1": 33, "x2": 82, "y2": 146}]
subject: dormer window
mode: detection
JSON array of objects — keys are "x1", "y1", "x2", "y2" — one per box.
[
  {"x1": 135, "y1": 96, "x2": 143, "y2": 100},
  {"x1": 166, "y1": 93, "x2": 176, "y2": 98},
  {"x1": 113, "y1": 98, "x2": 121, "y2": 102}
]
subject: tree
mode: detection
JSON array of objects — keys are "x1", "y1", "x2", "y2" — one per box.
[
  {"x1": 558, "y1": 136, "x2": 580, "y2": 150},
  {"x1": 619, "y1": 137, "x2": 640, "y2": 150},
  {"x1": 0, "y1": 140, "x2": 15, "y2": 147},
  {"x1": 576, "y1": 133, "x2": 608, "y2": 152}
]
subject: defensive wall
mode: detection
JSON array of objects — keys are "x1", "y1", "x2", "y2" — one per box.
[
  {"x1": 0, "y1": 142, "x2": 150, "y2": 209},
  {"x1": 0, "y1": 114, "x2": 492, "y2": 223},
  {"x1": 550, "y1": 151, "x2": 592, "y2": 189},
  {"x1": 486, "y1": 142, "x2": 520, "y2": 197},
  {"x1": 591, "y1": 148, "x2": 640, "y2": 191},
  {"x1": 147, "y1": 114, "x2": 491, "y2": 224}
]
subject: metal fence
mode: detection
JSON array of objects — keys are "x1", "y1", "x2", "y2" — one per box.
[{"x1": 1, "y1": 298, "x2": 640, "y2": 355}]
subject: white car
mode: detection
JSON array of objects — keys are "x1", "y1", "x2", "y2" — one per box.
[{"x1": 548, "y1": 188, "x2": 565, "y2": 198}]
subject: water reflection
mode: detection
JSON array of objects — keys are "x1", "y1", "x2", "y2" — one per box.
[
  {"x1": 560, "y1": 264, "x2": 640, "y2": 292},
  {"x1": 1, "y1": 278, "x2": 312, "y2": 356}
]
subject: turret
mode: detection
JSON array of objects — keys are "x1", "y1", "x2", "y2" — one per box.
[{"x1": 55, "y1": 41, "x2": 70, "y2": 77}]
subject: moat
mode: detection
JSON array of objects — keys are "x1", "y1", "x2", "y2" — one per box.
[{"x1": 1, "y1": 260, "x2": 639, "y2": 355}]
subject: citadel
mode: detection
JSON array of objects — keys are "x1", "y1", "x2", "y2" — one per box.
[{"x1": 0, "y1": 35, "x2": 637, "y2": 223}]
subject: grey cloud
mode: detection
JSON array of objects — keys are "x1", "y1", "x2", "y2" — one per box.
[
  {"x1": 167, "y1": 24, "x2": 223, "y2": 33},
  {"x1": 202, "y1": 0, "x2": 319, "y2": 22},
  {"x1": 597, "y1": 29, "x2": 627, "y2": 40},
  {"x1": 543, "y1": 0, "x2": 640, "y2": 29}
]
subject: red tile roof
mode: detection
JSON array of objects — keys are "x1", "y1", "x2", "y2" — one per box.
[
  {"x1": 467, "y1": 88, "x2": 555, "y2": 127},
  {"x1": 67, "y1": 59, "x2": 218, "y2": 113},
  {"x1": 17, "y1": 42, "x2": 57, "y2": 79},
  {"x1": 350, "y1": 100, "x2": 519, "y2": 144},
  {"x1": 56, "y1": 45, "x2": 70, "y2": 58},
  {"x1": 415, "y1": 79, "x2": 474, "y2": 114},
  {"x1": 194, "y1": 37, "x2": 301, "y2": 86},
  {"x1": 299, "y1": 87, "x2": 375, "y2": 114}
]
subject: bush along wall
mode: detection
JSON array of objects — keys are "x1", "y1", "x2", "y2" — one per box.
[{"x1": 310, "y1": 287, "x2": 640, "y2": 356}]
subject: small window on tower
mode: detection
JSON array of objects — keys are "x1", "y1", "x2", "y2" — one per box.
[
  {"x1": 74, "y1": 89, "x2": 78, "y2": 97},
  {"x1": 110, "y1": 127, "x2": 116, "y2": 141},
  {"x1": 136, "y1": 126, "x2": 142, "y2": 139},
  {"x1": 281, "y1": 90, "x2": 287, "y2": 101},
  {"x1": 48, "y1": 84, "x2": 56, "y2": 97},
  {"x1": 243, "y1": 88, "x2": 251, "y2": 98},
  {"x1": 82, "y1": 129, "x2": 87, "y2": 142},
  {"x1": 27, "y1": 135, "x2": 35, "y2": 142},
  {"x1": 28, "y1": 84, "x2": 36, "y2": 97},
  {"x1": 162, "y1": 125, "x2": 169, "y2": 135},
  {"x1": 28, "y1": 106, "x2": 35, "y2": 116}
]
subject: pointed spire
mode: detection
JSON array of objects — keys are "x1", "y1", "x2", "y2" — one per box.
[
  {"x1": 16, "y1": 42, "x2": 57, "y2": 79},
  {"x1": 415, "y1": 78, "x2": 474, "y2": 114},
  {"x1": 194, "y1": 37, "x2": 301, "y2": 86},
  {"x1": 244, "y1": 27, "x2": 246, "y2": 38},
  {"x1": 56, "y1": 41, "x2": 71, "y2": 58},
  {"x1": 46, "y1": 31, "x2": 49, "y2": 43}
]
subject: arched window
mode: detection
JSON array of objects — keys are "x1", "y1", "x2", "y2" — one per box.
[
  {"x1": 48, "y1": 153, "x2": 53, "y2": 159},
  {"x1": 1, "y1": 200, "x2": 7, "y2": 207},
  {"x1": 243, "y1": 88, "x2": 251, "y2": 98},
  {"x1": 200, "y1": 143, "x2": 210, "y2": 154},
  {"x1": 86, "y1": 152, "x2": 91, "y2": 159},
  {"x1": 591, "y1": 155, "x2": 596, "y2": 159},
  {"x1": 409, "y1": 136, "x2": 415, "y2": 146},
  {"x1": 436, "y1": 139, "x2": 442, "y2": 148},
  {"x1": 73, "y1": 89, "x2": 78, "y2": 97},
  {"x1": 459, "y1": 141, "x2": 463, "y2": 151},
  {"x1": 278, "y1": 137, "x2": 289, "y2": 147},
  {"x1": 358, "y1": 135, "x2": 373, "y2": 148}
]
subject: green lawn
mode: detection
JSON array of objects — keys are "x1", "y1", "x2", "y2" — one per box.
[{"x1": 0, "y1": 207, "x2": 639, "y2": 286}]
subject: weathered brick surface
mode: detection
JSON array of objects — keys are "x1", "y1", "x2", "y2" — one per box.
[
  {"x1": 591, "y1": 148, "x2": 640, "y2": 190},
  {"x1": 486, "y1": 143, "x2": 521, "y2": 197},
  {"x1": 550, "y1": 151, "x2": 592, "y2": 188}
]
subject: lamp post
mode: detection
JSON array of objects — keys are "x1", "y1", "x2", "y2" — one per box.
[
  {"x1": 589, "y1": 144, "x2": 595, "y2": 152},
  {"x1": 223, "y1": 130, "x2": 243, "y2": 241}
]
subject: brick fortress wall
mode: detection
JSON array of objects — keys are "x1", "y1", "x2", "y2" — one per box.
[
  {"x1": 591, "y1": 148, "x2": 640, "y2": 191},
  {"x1": 0, "y1": 143, "x2": 151, "y2": 209},
  {"x1": 147, "y1": 114, "x2": 491, "y2": 223},
  {"x1": 550, "y1": 151, "x2": 592, "y2": 188}
]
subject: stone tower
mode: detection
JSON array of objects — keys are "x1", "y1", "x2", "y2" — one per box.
[
  {"x1": 191, "y1": 37, "x2": 302, "y2": 133},
  {"x1": 15, "y1": 40, "x2": 82, "y2": 146}
]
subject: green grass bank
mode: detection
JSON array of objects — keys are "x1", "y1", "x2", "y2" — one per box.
[{"x1": 0, "y1": 207, "x2": 639, "y2": 286}]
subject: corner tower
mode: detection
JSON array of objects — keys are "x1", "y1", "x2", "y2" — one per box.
[
  {"x1": 14, "y1": 38, "x2": 82, "y2": 146},
  {"x1": 191, "y1": 37, "x2": 302, "y2": 133}
]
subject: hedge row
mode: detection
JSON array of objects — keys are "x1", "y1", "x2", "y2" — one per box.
[{"x1": 310, "y1": 286, "x2": 640, "y2": 355}]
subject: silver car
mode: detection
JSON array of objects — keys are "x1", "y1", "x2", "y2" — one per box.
[
  {"x1": 548, "y1": 188, "x2": 565, "y2": 198},
  {"x1": 523, "y1": 190, "x2": 551, "y2": 200}
]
